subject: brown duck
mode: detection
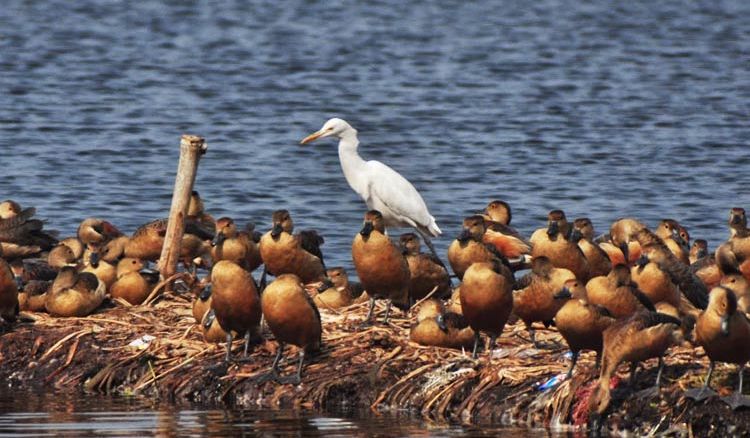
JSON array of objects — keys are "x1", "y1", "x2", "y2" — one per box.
[
  {"x1": 553, "y1": 278, "x2": 615, "y2": 376},
  {"x1": 409, "y1": 299, "x2": 474, "y2": 350},
  {"x1": 351, "y1": 210, "x2": 410, "y2": 323},
  {"x1": 481, "y1": 200, "x2": 532, "y2": 260},
  {"x1": 588, "y1": 310, "x2": 682, "y2": 431},
  {"x1": 100, "y1": 235, "x2": 129, "y2": 264},
  {"x1": 720, "y1": 208, "x2": 750, "y2": 281},
  {"x1": 211, "y1": 217, "x2": 262, "y2": 272},
  {"x1": 0, "y1": 203, "x2": 57, "y2": 259},
  {"x1": 210, "y1": 260, "x2": 262, "y2": 362},
  {"x1": 655, "y1": 219, "x2": 690, "y2": 264},
  {"x1": 18, "y1": 280, "x2": 49, "y2": 312},
  {"x1": 586, "y1": 264, "x2": 656, "y2": 318},
  {"x1": 690, "y1": 239, "x2": 721, "y2": 290},
  {"x1": 630, "y1": 252, "x2": 682, "y2": 309},
  {"x1": 460, "y1": 260, "x2": 514, "y2": 358},
  {"x1": 124, "y1": 218, "x2": 212, "y2": 266},
  {"x1": 513, "y1": 256, "x2": 576, "y2": 347},
  {"x1": 399, "y1": 232, "x2": 451, "y2": 301},
  {"x1": 687, "y1": 287, "x2": 750, "y2": 409},
  {"x1": 0, "y1": 253, "x2": 19, "y2": 323},
  {"x1": 258, "y1": 210, "x2": 326, "y2": 284},
  {"x1": 48, "y1": 243, "x2": 79, "y2": 270},
  {"x1": 262, "y1": 273, "x2": 322, "y2": 384},
  {"x1": 448, "y1": 215, "x2": 506, "y2": 280},
  {"x1": 690, "y1": 239, "x2": 709, "y2": 264},
  {"x1": 314, "y1": 267, "x2": 358, "y2": 310},
  {"x1": 109, "y1": 258, "x2": 160, "y2": 305},
  {"x1": 635, "y1": 228, "x2": 709, "y2": 310},
  {"x1": 77, "y1": 218, "x2": 122, "y2": 267},
  {"x1": 608, "y1": 217, "x2": 647, "y2": 264},
  {"x1": 192, "y1": 282, "x2": 213, "y2": 323},
  {"x1": 187, "y1": 190, "x2": 215, "y2": 227},
  {"x1": 530, "y1": 210, "x2": 590, "y2": 282},
  {"x1": 45, "y1": 267, "x2": 105, "y2": 317},
  {"x1": 720, "y1": 272, "x2": 750, "y2": 315},
  {"x1": 81, "y1": 259, "x2": 117, "y2": 290},
  {"x1": 200, "y1": 308, "x2": 228, "y2": 343},
  {"x1": 571, "y1": 218, "x2": 612, "y2": 278}
]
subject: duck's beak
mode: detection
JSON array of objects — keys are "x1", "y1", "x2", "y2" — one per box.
[
  {"x1": 199, "y1": 284, "x2": 212, "y2": 301},
  {"x1": 547, "y1": 221, "x2": 559, "y2": 237},
  {"x1": 457, "y1": 228, "x2": 472, "y2": 243},
  {"x1": 211, "y1": 231, "x2": 225, "y2": 247},
  {"x1": 89, "y1": 251, "x2": 100, "y2": 268},
  {"x1": 271, "y1": 223, "x2": 284, "y2": 238},
  {"x1": 360, "y1": 221, "x2": 374, "y2": 237},
  {"x1": 553, "y1": 287, "x2": 572, "y2": 300},
  {"x1": 300, "y1": 130, "x2": 324, "y2": 145},
  {"x1": 436, "y1": 314, "x2": 448, "y2": 332},
  {"x1": 317, "y1": 278, "x2": 334, "y2": 293}
]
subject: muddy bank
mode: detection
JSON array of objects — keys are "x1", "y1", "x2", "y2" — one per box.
[{"x1": 1, "y1": 293, "x2": 748, "y2": 436}]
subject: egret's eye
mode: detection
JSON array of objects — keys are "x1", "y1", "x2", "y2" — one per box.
[{"x1": 328, "y1": 127, "x2": 334, "y2": 131}]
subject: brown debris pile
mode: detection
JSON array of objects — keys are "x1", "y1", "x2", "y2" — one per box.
[{"x1": 1, "y1": 292, "x2": 749, "y2": 436}]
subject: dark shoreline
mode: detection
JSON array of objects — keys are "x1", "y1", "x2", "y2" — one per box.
[{"x1": 1, "y1": 296, "x2": 748, "y2": 437}]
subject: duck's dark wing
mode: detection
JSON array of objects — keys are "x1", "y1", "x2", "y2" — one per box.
[{"x1": 299, "y1": 230, "x2": 325, "y2": 268}]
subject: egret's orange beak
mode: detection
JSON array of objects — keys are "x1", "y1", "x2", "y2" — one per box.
[{"x1": 300, "y1": 130, "x2": 323, "y2": 145}]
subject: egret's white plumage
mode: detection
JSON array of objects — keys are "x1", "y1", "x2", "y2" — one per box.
[{"x1": 301, "y1": 118, "x2": 442, "y2": 240}]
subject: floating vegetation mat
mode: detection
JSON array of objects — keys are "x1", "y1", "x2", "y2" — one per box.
[{"x1": 1, "y1": 290, "x2": 749, "y2": 437}]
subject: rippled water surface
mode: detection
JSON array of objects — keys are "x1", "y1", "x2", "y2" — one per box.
[
  {"x1": 1, "y1": 0, "x2": 749, "y2": 269},
  {"x1": 0, "y1": 390, "x2": 542, "y2": 437},
  {"x1": 0, "y1": 0, "x2": 748, "y2": 432}
]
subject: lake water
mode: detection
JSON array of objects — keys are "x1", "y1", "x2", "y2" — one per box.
[
  {"x1": 0, "y1": 389, "x2": 545, "y2": 437},
  {"x1": 0, "y1": 0, "x2": 748, "y2": 433}
]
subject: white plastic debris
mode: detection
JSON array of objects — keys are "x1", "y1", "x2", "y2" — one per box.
[{"x1": 128, "y1": 334, "x2": 156, "y2": 350}]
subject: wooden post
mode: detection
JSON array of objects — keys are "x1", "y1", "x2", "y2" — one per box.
[{"x1": 157, "y1": 135, "x2": 207, "y2": 282}]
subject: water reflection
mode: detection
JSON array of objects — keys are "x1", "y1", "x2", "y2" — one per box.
[{"x1": 0, "y1": 390, "x2": 555, "y2": 437}]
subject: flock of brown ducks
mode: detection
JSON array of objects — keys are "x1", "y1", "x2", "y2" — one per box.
[{"x1": 2, "y1": 195, "x2": 750, "y2": 425}]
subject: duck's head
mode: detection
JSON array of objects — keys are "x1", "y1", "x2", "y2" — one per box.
[
  {"x1": 360, "y1": 210, "x2": 385, "y2": 237},
  {"x1": 270, "y1": 210, "x2": 293, "y2": 239}
]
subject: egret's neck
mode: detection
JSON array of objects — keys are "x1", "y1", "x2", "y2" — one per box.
[{"x1": 337, "y1": 129, "x2": 368, "y2": 197}]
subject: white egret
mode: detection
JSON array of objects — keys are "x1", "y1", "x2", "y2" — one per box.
[{"x1": 300, "y1": 118, "x2": 444, "y2": 260}]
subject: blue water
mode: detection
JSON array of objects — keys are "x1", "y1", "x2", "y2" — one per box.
[
  {"x1": 0, "y1": 0, "x2": 749, "y2": 431},
  {"x1": 1, "y1": 1, "x2": 749, "y2": 270},
  {"x1": 0, "y1": 389, "x2": 539, "y2": 437}
]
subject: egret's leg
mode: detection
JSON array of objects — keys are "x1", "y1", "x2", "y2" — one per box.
[{"x1": 417, "y1": 230, "x2": 449, "y2": 270}]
